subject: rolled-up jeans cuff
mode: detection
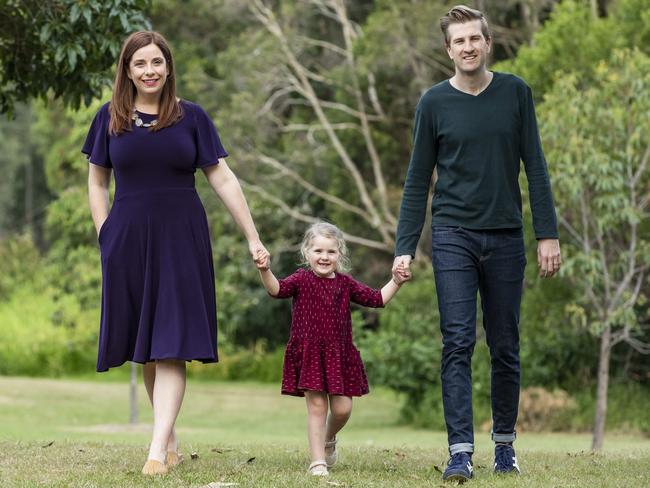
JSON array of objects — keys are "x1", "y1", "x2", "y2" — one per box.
[
  {"x1": 449, "y1": 443, "x2": 474, "y2": 455},
  {"x1": 492, "y1": 431, "x2": 516, "y2": 443}
]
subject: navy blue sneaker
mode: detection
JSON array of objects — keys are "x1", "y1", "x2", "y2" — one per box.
[
  {"x1": 494, "y1": 444, "x2": 520, "y2": 474},
  {"x1": 442, "y1": 451, "x2": 473, "y2": 482}
]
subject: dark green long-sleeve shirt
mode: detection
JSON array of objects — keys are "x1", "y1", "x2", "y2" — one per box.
[{"x1": 395, "y1": 72, "x2": 558, "y2": 257}]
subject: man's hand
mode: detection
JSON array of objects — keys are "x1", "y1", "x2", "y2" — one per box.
[
  {"x1": 392, "y1": 255, "x2": 413, "y2": 283},
  {"x1": 537, "y1": 239, "x2": 561, "y2": 278}
]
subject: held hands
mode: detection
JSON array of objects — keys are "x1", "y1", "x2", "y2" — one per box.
[
  {"x1": 392, "y1": 255, "x2": 413, "y2": 284},
  {"x1": 256, "y1": 251, "x2": 271, "y2": 270},
  {"x1": 249, "y1": 240, "x2": 271, "y2": 270},
  {"x1": 537, "y1": 239, "x2": 561, "y2": 278},
  {"x1": 253, "y1": 242, "x2": 280, "y2": 296}
]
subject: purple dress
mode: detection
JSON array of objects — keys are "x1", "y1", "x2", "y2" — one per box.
[
  {"x1": 82, "y1": 101, "x2": 227, "y2": 372},
  {"x1": 274, "y1": 268, "x2": 384, "y2": 397}
]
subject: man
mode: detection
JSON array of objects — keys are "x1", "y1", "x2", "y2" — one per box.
[{"x1": 392, "y1": 5, "x2": 561, "y2": 482}]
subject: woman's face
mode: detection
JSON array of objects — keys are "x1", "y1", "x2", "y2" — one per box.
[{"x1": 127, "y1": 43, "x2": 169, "y2": 100}]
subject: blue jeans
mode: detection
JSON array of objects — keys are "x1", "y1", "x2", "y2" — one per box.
[{"x1": 431, "y1": 226, "x2": 526, "y2": 455}]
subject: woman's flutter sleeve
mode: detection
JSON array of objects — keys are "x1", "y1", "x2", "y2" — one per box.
[
  {"x1": 81, "y1": 103, "x2": 112, "y2": 168},
  {"x1": 193, "y1": 104, "x2": 228, "y2": 169}
]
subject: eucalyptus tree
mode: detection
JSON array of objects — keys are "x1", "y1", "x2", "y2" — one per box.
[{"x1": 539, "y1": 48, "x2": 650, "y2": 451}]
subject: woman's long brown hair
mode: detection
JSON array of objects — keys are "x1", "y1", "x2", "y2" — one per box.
[{"x1": 109, "y1": 31, "x2": 182, "y2": 135}]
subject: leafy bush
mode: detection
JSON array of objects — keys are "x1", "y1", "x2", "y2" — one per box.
[
  {"x1": 0, "y1": 235, "x2": 45, "y2": 299},
  {"x1": 357, "y1": 267, "x2": 443, "y2": 423},
  {"x1": 516, "y1": 387, "x2": 577, "y2": 432},
  {"x1": 187, "y1": 343, "x2": 284, "y2": 383},
  {"x1": 0, "y1": 284, "x2": 97, "y2": 376}
]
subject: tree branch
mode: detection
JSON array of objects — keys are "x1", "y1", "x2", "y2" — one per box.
[
  {"x1": 241, "y1": 181, "x2": 392, "y2": 251},
  {"x1": 331, "y1": 0, "x2": 396, "y2": 227},
  {"x1": 250, "y1": 0, "x2": 391, "y2": 243},
  {"x1": 256, "y1": 153, "x2": 371, "y2": 221},
  {"x1": 366, "y1": 72, "x2": 386, "y2": 120},
  {"x1": 282, "y1": 122, "x2": 360, "y2": 133},
  {"x1": 298, "y1": 35, "x2": 347, "y2": 57},
  {"x1": 631, "y1": 143, "x2": 650, "y2": 188},
  {"x1": 558, "y1": 214, "x2": 583, "y2": 244}
]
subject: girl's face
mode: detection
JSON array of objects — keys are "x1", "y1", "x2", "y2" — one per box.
[
  {"x1": 127, "y1": 43, "x2": 169, "y2": 101},
  {"x1": 307, "y1": 235, "x2": 340, "y2": 278}
]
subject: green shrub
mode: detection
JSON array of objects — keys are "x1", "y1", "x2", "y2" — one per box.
[
  {"x1": 0, "y1": 284, "x2": 97, "y2": 376},
  {"x1": 0, "y1": 235, "x2": 45, "y2": 299},
  {"x1": 566, "y1": 383, "x2": 650, "y2": 435},
  {"x1": 187, "y1": 343, "x2": 284, "y2": 383},
  {"x1": 357, "y1": 268, "x2": 442, "y2": 421},
  {"x1": 516, "y1": 387, "x2": 578, "y2": 432}
]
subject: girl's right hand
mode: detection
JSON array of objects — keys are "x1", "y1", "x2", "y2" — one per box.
[
  {"x1": 249, "y1": 240, "x2": 270, "y2": 267},
  {"x1": 256, "y1": 251, "x2": 270, "y2": 270}
]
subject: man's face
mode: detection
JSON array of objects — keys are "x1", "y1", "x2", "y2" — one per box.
[{"x1": 446, "y1": 20, "x2": 491, "y2": 75}]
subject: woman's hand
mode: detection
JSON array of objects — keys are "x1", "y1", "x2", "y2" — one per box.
[
  {"x1": 88, "y1": 163, "x2": 112, "y2": 235},
  {"x1": 249, "y1": 240, "x2": 270, "y2": 269}
]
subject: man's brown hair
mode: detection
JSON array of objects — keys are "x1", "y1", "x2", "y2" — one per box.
[{"x1": 440, "y1": 5, "x2": 491, "y2": 45}]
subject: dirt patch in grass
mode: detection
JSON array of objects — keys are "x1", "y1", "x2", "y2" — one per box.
[
  {"x1": 69, "y1": 423, "x2": 152, "y2": 434},
  {"x1": 0, "y1": 394, "x2": 33, "y2": 406}
]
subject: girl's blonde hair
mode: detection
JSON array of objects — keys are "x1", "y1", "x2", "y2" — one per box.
[{"x1": 300, "y1": 222, "x2": 351, "y2": 273}]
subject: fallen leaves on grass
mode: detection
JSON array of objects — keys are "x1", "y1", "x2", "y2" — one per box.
[
  {"x1": 381, "y1": 448, "x2": 407, "y2": 459},
  {"x1": 246, "y1": 457, "x2": 256, "y2": 464},
  {"x1": 567, "y1": 451, "x2": 590, "y2": 457},
  {"x1": 199, "y1": 483, "x2": 239, "y2": 488},
  {"x1": 41, "y1": 441, "x2": 54, "y2": 448},
  {"x1": 211, "y1": 448, "x2": 234, "y2": 453},
  {"x1": 191, "y1": 452, "x2": 199, "y2": 460}
]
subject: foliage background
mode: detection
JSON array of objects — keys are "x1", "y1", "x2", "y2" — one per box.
[{"x1": 0, "y1": 0, "x2": 648, "y2": 438}]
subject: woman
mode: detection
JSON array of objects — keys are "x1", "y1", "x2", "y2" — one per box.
[{"x1": 83, "y1": 31, "x2": 269, "y2": 475}]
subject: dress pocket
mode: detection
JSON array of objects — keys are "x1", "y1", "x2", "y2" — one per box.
[{"x1": 97, "y1": 212, "x2": 113, "y2": 245}]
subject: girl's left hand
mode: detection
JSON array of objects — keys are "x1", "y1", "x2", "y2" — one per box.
[
  {"x1": 392, "y1": 261, "x2": 412, "y2": 283},
  {"x1": 249, "y1": 240, "x2": 270, "y2": 268}
]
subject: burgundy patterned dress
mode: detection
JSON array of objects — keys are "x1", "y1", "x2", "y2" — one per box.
[{"x1": 274, "y1": 268, "x2": 384, "y2": 397}]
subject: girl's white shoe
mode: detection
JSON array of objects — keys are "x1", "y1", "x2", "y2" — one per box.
[
  {"x1": 308, "y1": 460, "x2": 329, "y2": 476},
  {"x1": 325, "y1": 437, "x2": 338, "y2": 467}
]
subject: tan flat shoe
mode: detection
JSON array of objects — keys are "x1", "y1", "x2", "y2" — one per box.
[
  {"x1": 166, "y1": 451, "x2": 184, "y2": 467},
  {"x1": 308, "y1": 460, "x2": 329, "y2": 476},
  {"x1": 325, "y1": 437, "x2": 338, "y2": 467},
  {"x1": 141, "y1": 459, "x2": 168, "y2": 475}
]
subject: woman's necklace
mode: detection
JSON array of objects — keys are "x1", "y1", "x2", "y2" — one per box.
[{"x1": 132, "y1": 110, "x2": 158, "y2": 128}]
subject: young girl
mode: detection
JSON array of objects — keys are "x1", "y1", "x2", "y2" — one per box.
[{"x1": 256, "y1": 222, "x2": 407, "y2": 476}]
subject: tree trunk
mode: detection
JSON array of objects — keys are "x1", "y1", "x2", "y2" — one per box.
[
  {"x1": 592, "y1": 325, "x2": 611, "y2": 451},
  {"x1": 25, "y1": 158, "x2": 33, "y2": 235},
  {"x1": 129, "y1": 362, "x2": 138, "y2": 424},
  {"x1": 520, "y1": 1, "x2": 540, "y2": 46}
]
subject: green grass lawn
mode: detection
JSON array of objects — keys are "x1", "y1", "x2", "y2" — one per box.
[{"x1": 1, "y1": 375, "x2": 649, "y2": 487}]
